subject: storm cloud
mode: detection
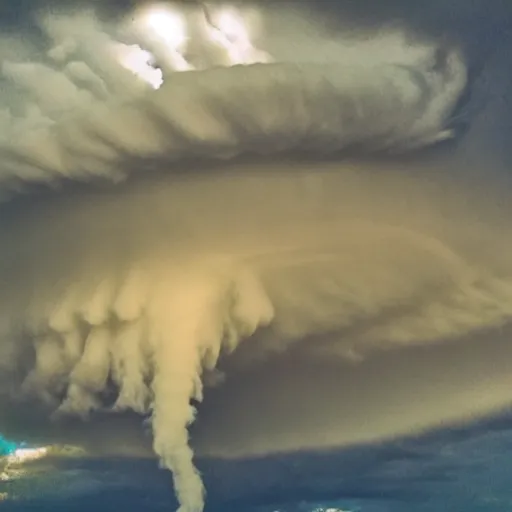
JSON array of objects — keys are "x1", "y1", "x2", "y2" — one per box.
[{"x1": 0, "y1": 2, "x2": 512, "y2": 512}]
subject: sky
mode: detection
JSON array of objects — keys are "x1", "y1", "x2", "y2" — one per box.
[{"x1": 0, "y1": 1, "x2": 512, "y2": 511}]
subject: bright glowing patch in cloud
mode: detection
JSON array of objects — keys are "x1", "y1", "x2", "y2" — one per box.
[
  {"x1": 216, "y1": 9, "x2": 248, "y2": 42},
  {"x1": 0, "y1": 439, "x2": 50, "y2": 487},
  {"x1": 113, "y1": 43, "x2": 164, "y2": 89},
  {"x1": 204, "y1": 7, "x2": 271, "y2": 64},
  {"x1": 144, "y1": 6, "x2": 187, "y2": 50},
  {"x1": 6, "y1": 447, "x2": 49, "y2": 465},
  {"x1": 140, "y1": 5, "x2": 193, "y2": 71}
]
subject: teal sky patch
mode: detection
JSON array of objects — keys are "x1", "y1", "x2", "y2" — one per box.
[{"x1": 0, "y1": 435, "x2": 18, "y2": 456}]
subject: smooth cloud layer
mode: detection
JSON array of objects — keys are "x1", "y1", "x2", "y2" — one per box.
[{"x1": 0, "y1": 4, "x2": 508, "y2": 512}]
